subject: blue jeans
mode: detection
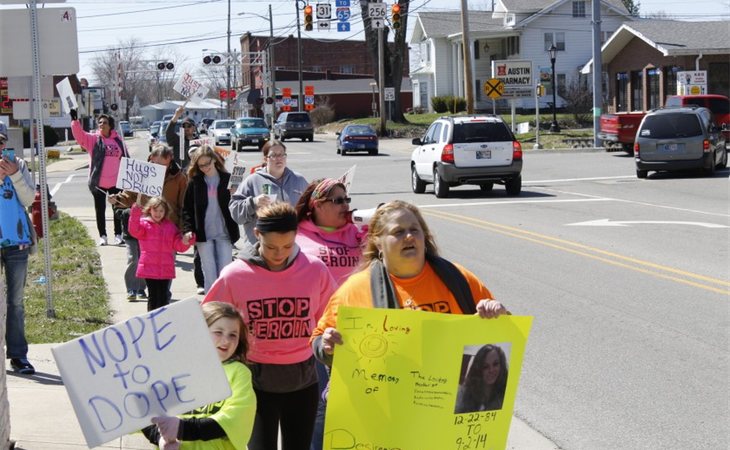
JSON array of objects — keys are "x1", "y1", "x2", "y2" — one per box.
[
  {"x1": 124, "y1": 239, "x2": 146, "y2": 293},
  {"x1": 196, "y1": 238, "x2": 233, "y2": 292},
  {"x1": 3, "y1": 245, "x2": 30, "y2": 359}
]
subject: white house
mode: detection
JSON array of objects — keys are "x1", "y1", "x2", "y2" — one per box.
[{"x1": 409, "y1": 0, "x2": 632, "y2": 111}]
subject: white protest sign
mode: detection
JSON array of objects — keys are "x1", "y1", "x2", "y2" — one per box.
[
  {"x1": 214, "y1": 146, "x2": 238, "y2": 173},
  {"x1": 337, "y1": 164, "x2": 356, "y2": 193},
  {"x1": 51, "y1": 298, "x2": 230, "y2": 448},
  {"x1": 227, "y1": 165, "x2": 248, "y2": 190},
  {"x1": 173, "y1": 73, "x2": 209, "y2": 104},
  {"x1": 115, "y1": 157, "x2": 166, "y2": 197},
  {"x1": 55, "y1": 77, "x2": 77, "y2": 114}
]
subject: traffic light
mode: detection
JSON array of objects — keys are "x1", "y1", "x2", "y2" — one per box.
[
  {"x1": 304, "y1": 4, "x2": 313, "y2": 32},
  {"x1": 203, "y1": 54, "x2": 222, "y2": 65},
  {"x1": 391, "y1": 3, "x2": 401, "y2": 30},
  {"x1": 157, "y1": 61, "x2": 174, "y2": 71}
]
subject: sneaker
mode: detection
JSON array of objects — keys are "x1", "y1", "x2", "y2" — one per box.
[
  {"x1": 98, "y1": 236, "x2": 108, "y2": 246},
  {"x1": 136, "y1": 290, "x2": 147, "y2": 299},
  {"x1": 114, "y1": 234, "x2": 124, "y2": 245},
  {"x1": 127, "y1": 291, "x2": 136, "y2": 301},
  {"x1": 10, "y1": 358, "x2": 35, "y2": 375},
  {"x1": 196, "y1": 287, "x2": 205, "y2": 295}
]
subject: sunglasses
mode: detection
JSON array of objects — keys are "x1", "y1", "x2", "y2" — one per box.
[{"x1": 324, "y1": 196, "x2": 351, "y2": 205}]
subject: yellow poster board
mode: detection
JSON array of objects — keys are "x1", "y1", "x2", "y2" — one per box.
[{"x1": 325, "y1": 307, "x2": 533, "y2": 450}]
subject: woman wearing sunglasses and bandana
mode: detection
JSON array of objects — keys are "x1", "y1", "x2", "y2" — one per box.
[
  {"x1": 229, "y1": 139, "x2": 308, "y2": 251},
  {"x1": 70, "y1": 109, "x2": 129, "y2": 246},
  {"x1": 294, "y1": 178, "x2": 365, "y2": 450}
]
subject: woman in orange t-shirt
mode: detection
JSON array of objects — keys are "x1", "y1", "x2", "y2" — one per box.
[{"x1": 311, "y1": 200, "x2": 509, "y2": 364}]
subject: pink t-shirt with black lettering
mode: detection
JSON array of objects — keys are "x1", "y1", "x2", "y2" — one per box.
[
  {"x1": 203, "y1": 252, "x2": 337, "y2": 365},
  {"x1": 296, "y1": 219, "x2": 363, "y2": 286}
]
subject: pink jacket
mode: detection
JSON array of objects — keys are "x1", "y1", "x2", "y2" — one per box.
[
  {"x1": 296, "y1": 219, "x2": 363, "y2": 286},
  {"x1": 128, "y1": 205, "x2": 194, "y2": 280},
  {"x1": 71, "y1": 120, "x2": 125, "y2": 189}
]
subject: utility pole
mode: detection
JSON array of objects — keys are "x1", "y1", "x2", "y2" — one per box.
[
  {"x1": 296, "y1": 0, "x2": 304, "y2": 112},
  {"x1": 592, "y1": 0, "x2": 603, "y2": 148},
  {"x1": 378, "y1": 26, "x2": 386, "y2": 135},
  {"x1": 269, "y1": 4, "x2": 276, "y2": 109},
  {"x1": 460, "y1": 0, "x2": 474, "y2": 114},
  {"x1": 226, "y1": 0, "x2": 232, "y2": 118}
]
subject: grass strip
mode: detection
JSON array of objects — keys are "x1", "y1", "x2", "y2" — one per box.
[{"x1": 24, "y1": 212, "x2": 112, "y2": 343}]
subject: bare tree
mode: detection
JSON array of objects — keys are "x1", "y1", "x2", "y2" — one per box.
[
  {"x1": 621, "y1": 0, "x2": 640, "y2": 16},
  {"x1": 359, "y1": 0, "x2": 409, "y2": 123}
]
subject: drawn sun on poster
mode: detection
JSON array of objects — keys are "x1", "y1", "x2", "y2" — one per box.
[{"x1": 352, "y1": 331, "x2": 400, "y2": 363}]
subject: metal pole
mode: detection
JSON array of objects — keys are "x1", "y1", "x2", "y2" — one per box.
[
  {"x1": 226, "y1": 0, "x2": 232, "y2": 118},
  {"x1": 269, "y1": 4, "x2": 276, "y2": 125},
  {"x1": 378, "y1": 27, "x2": 386, "y2": 135},
  {"x1": 296, "y1": 0, "x2": 304, "y2": 112},
  {"x1": 592, "y1": 0, "x2": 603, "y2": 147},
  {"x1": 29, "y1": 0, "x2": 55, "y2": 317},
  {"x1": 534, "y1": 84, "x2": 542, "y2": 149},
  {"x1": 549, "y1": 46, "x2": 560, "y2": 133}
]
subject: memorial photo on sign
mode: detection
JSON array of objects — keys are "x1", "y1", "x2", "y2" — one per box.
[{"x1": 454, "y1": 343, "x2": 511, "y2": 414}]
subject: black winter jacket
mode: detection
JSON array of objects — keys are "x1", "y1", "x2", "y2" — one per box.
[{"x1": 182, "y1": 172, "x2": 240, "y2": 243}]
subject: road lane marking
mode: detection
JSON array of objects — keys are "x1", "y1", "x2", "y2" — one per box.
[
  {"x1": 51, "y1": 174, "x2": 78, "y2": 196},
  {"x1": 525, "y1": 175, "x2": 635, "y2": 183},
  {"x1": 418, "y1": 198, "x2": 613, "y2": 208},
  {"x1": 423, "y1": 209, "x2": 730, "y2": 295},
  {"x1": 567, "y1": 219, "x2": 729, "y2": 229}
]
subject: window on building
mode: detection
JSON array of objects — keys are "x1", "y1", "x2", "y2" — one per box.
[
  {"x1": 616, "y1": 72, "x2": 628, "y2": 112},
  {"x1": 572, "y1": 1, "x2": 586, "y2": 17},
  {"x1": 474, "y1": 41, "x2": 480, "y2": 60},
  {"x1": 663, "y1": 66, "x2": 680, "y2": 97},
  {"x1": 646, "y1": 68, "x2": 661, "y2": 110},
  {"x1": 544, "y1": 32, "x2": 565, "y2": 51},
  {"x1": 340, "y1": 65, "x2": 354, "y2": 74},
  {"x1": 420, "y1": 82, "x2": 429, "y2": 111},
  {"x1": 557, "y1": 74, "x2": 566, "y2": 97},
  {"x1": 601, "y1": 31, "x2": 613, "y2": 44},
  {"x1": 506, "y1": 36, "x2": 520, "y2": 56},
  {"x1": 630, "y1": 70, "x2": 643, "y2": 111},
  {"x1": 475, "y1": 79, "x2": 482, "y2": 102},
  {"x1": 421, "y1": 41, "x2": 431, "y2": 63}
]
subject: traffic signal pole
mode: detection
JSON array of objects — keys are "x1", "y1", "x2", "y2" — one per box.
[{"x1": 296, "y1": 1, "x2": 305, "y2": 112}]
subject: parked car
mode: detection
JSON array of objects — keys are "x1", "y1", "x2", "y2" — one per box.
[
  {"x1": 208, "y1": 119, "x2": 235, "y2": 146},
  {"x1": 231, "y1": 117, "x2": 269, "y2": 151},
  {"x1": 157, "y1": 120, "x2": 179, "y2": 145},
  {"x1": 119, "y1": 121, "x2": 134, "y2": 137},
  {"x1": 665, "y1": 94, "x2": 730, "y2": 147},
  {"x1": 634, "y1": 106, "x2": 727, "y2": 178},
  {"x1": 148, "y1": 122, "x2": 161, "y2": 152},
  {"x1": 273, "y1": 112, "x2": 313, "y2": 142},
  {"x1": 410, "y1": 115, "x2": 523, "y2": 197},
  {"x1": 198, "y1": 118, "x2": 215, "y2": 135},
  {"x1": 161, "y1": 114, "x2": 174, "y2": 121},
  {"x1": 336, "y1": 125, "x2": 378, "y2": 155}
]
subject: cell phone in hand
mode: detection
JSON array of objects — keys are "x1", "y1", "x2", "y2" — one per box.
[{"x1": 2, "y1": 148, "x2": 15, "y2": 162}]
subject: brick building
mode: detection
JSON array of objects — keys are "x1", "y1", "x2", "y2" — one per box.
[
  {"x1": 237, "y1": 33, "x2": 411, "y2": 119},
  {"x1": 583, "y1": 20, "x2": 730, "y2": 113}
]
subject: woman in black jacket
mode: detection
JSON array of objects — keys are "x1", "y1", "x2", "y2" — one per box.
[{"x1": 183, "y1": 145, "x2": 240, "y2": 293}]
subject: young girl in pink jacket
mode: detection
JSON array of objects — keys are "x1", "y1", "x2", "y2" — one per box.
[{"x1": 128, "y1": 195, "x2": 195, "y2": 311}]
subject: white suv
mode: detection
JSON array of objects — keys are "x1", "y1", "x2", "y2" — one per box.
[{"x1": 410, "y1": 116, "x2": 523, "y2": 197}]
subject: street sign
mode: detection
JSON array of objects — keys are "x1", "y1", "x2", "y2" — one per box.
[
  {"x1": 304, "y1": 95, "x2": 314, "y2": 105},
  {"x1": 336, "y1": 7, "x2": 351, "y2": 21},
  {"x1": 492, "y1": 60, "x2": 533, "y2": 99},
  {"x1": 372, "y1": 19, "x2": 384, "y2": 29},
  {"x1": 318, "y1": 20, "x2": 331, "y2": 30},
  {"x1": 483, "y1": 78, "x2": 504, "y2": 99},
  {"x1": 335, "y1": 0, "x2": 350, "y2": 6},
  {"x1": 368, "y1": 2, "x2": 386, "y2": 18},
  {"x1": 337, "y1": 22, "x2": 351, "y2": 32},
  {"x1": 384, "y1": 87, "x2": 395, "y2": 102},
  {"x1": 316, "y1": 3, "x2": 332, "y2": 19},
  {"x1": 305, "y1": 85, "x2": 315, "y2": 96}
]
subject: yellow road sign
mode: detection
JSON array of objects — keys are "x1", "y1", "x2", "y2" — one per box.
[{"x1": 483, "y1": 78, "x2": 504, "y2": 99}]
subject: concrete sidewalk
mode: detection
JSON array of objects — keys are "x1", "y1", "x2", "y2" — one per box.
[{"x1": 6, "y1": 151, "x2": 559, "y2": 449}]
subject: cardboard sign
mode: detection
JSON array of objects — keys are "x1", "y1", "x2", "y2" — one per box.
[
  {"x1": 173, "y1": 73, "x2": 209, "y2": 104},
  {"x1": 337, "y1": 165, "x2": 356, "y2": 194},
  {"x1": 115, "y1": 157, "x2": 166, "y2": 197},
  {"x1": 55, "y1": 77, "x2": 77, "y2": 114},
  {"x1": 52, "y1": 299, "x2": 231, "y2": 448},
  {"x1": 326, "y1": 307, "x2": 533, "y2": 450},
  {"x1": 227, "y1": 165, "x2": 248, "y2": 190},
  {"x1": 213, "y1": 146, "x2": 238, "y2": 173}
]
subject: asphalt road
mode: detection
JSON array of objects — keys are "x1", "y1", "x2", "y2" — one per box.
[{"x1": 50, "y1": 132, "x2": 729, "y2": 449}]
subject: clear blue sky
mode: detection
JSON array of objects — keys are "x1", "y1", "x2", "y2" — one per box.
[{"x1": 1, "y1": 0, "x2": 728, "y2": 83}]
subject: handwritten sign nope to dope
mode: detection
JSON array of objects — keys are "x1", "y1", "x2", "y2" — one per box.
[
  {"x1": 52, "y1": 299, "x2": 230, "y2": 448},
  {"x1": 173, "y1": 72, "x2": 209, "y2": 104},
  {"x1": 115, "y1": 157, "x2": 166, "y2": 197}
]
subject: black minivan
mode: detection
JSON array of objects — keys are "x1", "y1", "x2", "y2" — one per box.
[{"x1": 273, "y1": 112, "x2": 313, "y2": 142}]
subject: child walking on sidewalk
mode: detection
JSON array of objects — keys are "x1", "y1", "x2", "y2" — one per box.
[
  {"x1": 142, "y1": 301, "x2": 256, "y2": 448},
  {"x1": 128, "y1": 194, "x2": 194, "y2": 311}
]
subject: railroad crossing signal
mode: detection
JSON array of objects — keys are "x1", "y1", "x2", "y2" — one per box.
[{"x1": 483, "y1": 78, "x2": 504, "y2": 99}]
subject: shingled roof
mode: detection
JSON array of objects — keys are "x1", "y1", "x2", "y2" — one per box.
[
  {"x1": 416, "y1": 11, "x2": 504, "y2": 39},
  {"x1": 499, "y1": 0, "x2": 628, "y2": 15},
  {"x1": 626, "y1": 20, "x2": 730, "y2": 54}
]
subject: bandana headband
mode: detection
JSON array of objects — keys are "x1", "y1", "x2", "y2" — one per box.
[
  {"x1": 256, "y1": 214, "x2": 298, "y2": 233},
  {"x1": 308, "y1": 178, "x2": 343, "y2": 208}
]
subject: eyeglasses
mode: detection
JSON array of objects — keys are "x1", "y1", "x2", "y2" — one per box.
[
  {"x1": 198, "y1": 159, "x2": 213, "y2": 169},
  {"x1": 268, "y1": 153, "x2": 287, "y2": 160},
  {"x1": 98, "y1": 121, "x2": 109, "y2": 126},
  {"x1": 323, "y1": 196, "x2": 351, "y2": 205}
]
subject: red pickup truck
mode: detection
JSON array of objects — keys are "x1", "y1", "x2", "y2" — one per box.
[{"x1": 599, "y1": 94, "x2": 730, "y2": 154}]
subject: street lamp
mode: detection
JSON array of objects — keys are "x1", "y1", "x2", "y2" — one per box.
[
  {"x1": 238, "y1": 6, "x2": 276, "y2": 125},
  {"x1": 548, "y1": 44, "x2": 560, "y2": 133}
]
